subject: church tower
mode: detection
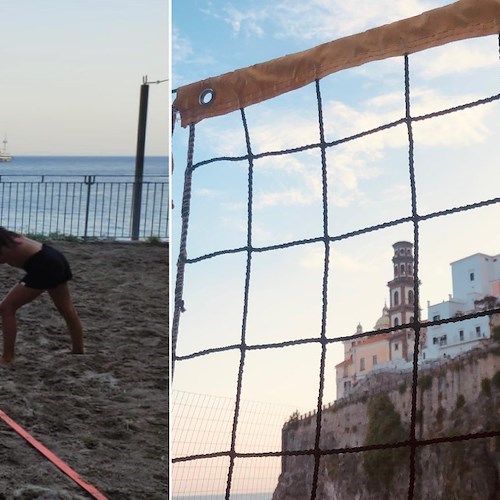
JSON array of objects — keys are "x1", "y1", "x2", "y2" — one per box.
[
  {"x1": 387, "y1": 241, "x2": 415, "y2": 327},
  {"x1": 335, "y1": 241, "x2": 420, "y2": 399}
]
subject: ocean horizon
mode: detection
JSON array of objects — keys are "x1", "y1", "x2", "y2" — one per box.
[{"x1": 0, "y1": 155, "x2": 168, "y2": 180}]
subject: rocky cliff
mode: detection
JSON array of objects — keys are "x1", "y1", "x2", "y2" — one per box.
[{"x1": 273, "y1": 344, "x2": 500, "y2": 499}]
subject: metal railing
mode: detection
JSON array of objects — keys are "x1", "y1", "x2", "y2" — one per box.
[{"x1": 0, "y1": 175, "x2": 169, "y2": 240}]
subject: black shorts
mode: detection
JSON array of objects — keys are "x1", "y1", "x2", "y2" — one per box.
[{"x1": 20, "y1": 244, "x2": 73, "y2": 290}]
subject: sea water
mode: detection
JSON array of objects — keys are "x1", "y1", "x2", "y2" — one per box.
[{"x1": 0, "y1": 156, "x2": 168, "y2": 180}]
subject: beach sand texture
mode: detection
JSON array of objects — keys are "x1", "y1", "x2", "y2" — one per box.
[{"x1": 0, "y1": 241, "x2": 168, "y2": 499}]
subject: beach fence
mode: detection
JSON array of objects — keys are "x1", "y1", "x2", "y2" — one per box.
[{"x1": 0, "y1": 175, "x2": 169, "y2": 240}]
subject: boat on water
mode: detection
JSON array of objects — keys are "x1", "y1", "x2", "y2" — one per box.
[{"x1": 0, "y1": 136, "x2": 13, "y2": 162}]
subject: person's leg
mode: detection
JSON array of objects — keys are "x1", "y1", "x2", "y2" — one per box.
[
  {"x1": 48, "y1": 282, "x2": 84, "y2": 354},
  {"x1": 0, "y1": 284, "x2": 44, "y2": 363}
]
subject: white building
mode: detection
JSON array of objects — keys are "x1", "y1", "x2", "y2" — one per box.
[{"x1": 421, "y1": 253, "x2": 500, "y2": 362}]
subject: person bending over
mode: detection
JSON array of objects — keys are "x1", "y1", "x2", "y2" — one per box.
[{"x1": 0, "y1": 227, "x2": 84, "y2": 364}]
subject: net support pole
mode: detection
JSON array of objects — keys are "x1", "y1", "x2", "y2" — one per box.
[{"x1": 132, "y1": 79, "x2": 149, "y2": 240}]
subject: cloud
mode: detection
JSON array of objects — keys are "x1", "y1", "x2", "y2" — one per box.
[
  {"x1": 222, "y1": 201, "x2": 246, "y2": 211},
  {"x1": 382, "y1": 184, "x2": 411, "y2": 203},
  {"x1": 195, "y1": 187, "x2": 223, "y2": 198},
  {"x1": 410, "y1": 89, "x2": 492, "y2": 146},
  {"x1": 171, "y1": 25, "x2": 218, "y2": 79},
  {"x1": 200, "y1": 100, "x2": 398, "y2": 210},
  {"x1": 202, "y1": 0, "x2": 438, "y2": 43},
  {"x1": 252, "y1": 154, "x2": 323, "y2": 211},
  {"x1": 324, "y1": 100, "x2": 406, "y2": 145},
  {"x1": 218, "y1": 214, "x2": 276, "y2": 245},
  {"x1": 326, "y1": 88, "x2": 494, "y2": 149},
  {"x1": 414, "y1": 42, "x2": 498, "y2": 80},
  {"x1": 172, "y1": 27, "x2": 193, "y2": 62},
  {"x1": 254, "y1": 189, "x2": 312, "y2": 209},
  {"x1": 272, "y1": 0, "x2": 437, "y2": 41},
  {"x1": 197, "y1": 81, "x2": 493, "y2": 212},
  {"x1": 300, "y1": 246, "x2": 362, "y2": 271},
  {"x1": 202, "y1": 4, "x2": 268, "y2": 38}
]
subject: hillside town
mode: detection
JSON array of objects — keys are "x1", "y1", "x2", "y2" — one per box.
[{"x1": 335, "y1": 242, "x2": 500, "y2": 399}]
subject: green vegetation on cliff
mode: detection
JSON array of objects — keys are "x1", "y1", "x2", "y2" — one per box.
[{"x1": 363, "y1": 393, "x2": 408, "y2": 489}]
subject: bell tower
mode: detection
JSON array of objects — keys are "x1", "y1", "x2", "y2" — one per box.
[{"x1": 387, "y1": 241, "x2": 415, "y2": 327}]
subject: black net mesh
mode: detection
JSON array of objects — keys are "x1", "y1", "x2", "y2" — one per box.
[{"x1": 172, "y1": 36, "x2": 500, "y2": 499}]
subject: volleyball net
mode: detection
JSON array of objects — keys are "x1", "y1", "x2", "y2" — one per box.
[{"x1": 172, "y1": 1, "x2": 500, "y2": 498}]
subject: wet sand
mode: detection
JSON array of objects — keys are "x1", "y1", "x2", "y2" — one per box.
[{"x1": 0, "y1": 241, "x2": 168, "y2": 499}]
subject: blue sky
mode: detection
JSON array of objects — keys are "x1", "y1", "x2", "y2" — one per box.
[
  {"x1": 1, "y1": 0, "x2": 168, "y2": 155},
  {"x1": 171, "y1": 3, "x2": 499, "y2": 491}
]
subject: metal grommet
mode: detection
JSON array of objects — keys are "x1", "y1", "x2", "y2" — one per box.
[{"x1": 199, "y1": 88, "x2": 216, "y2": 106}]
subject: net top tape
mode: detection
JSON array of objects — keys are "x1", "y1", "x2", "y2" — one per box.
[{"x1": 174, "y1": 0, "x2": 500, "y2": 127}]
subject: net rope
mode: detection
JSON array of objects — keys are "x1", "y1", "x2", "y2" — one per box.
[{"x1": 172, "y1": 36, "x2": 500, "y2": 499}]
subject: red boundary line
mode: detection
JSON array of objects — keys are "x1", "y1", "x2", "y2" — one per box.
[{"x1": 0, "y1": 409, "x2": 108, "y2": 500}]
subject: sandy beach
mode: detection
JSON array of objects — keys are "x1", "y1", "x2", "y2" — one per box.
[{"x1": 0, "y1": 241, "x2": 168, "y2": 499}]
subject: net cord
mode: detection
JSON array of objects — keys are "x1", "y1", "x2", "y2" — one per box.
[{"x1": 171, "y1": 123, "x2": 195, "y2": 377}]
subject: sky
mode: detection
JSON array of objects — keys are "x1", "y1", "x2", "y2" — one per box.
[
  {"x1": 1, "y1": 0, "x2": 168, "y2": 156},
  {"x1": 171, "y1": 1, "x2": 499, "y2": 494}
]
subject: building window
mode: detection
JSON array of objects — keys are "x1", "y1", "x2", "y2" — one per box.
[
  {"x1": 410, "y1": 316, "x2": 414, "y2": 323},
  {"x1": 360, "y1": 358, "x2": 365, "y2": 371},
  {"x1": 394, "y1": 291, "x2": 399, "y2": 306},
  {"x1": 439, "y1": 335, "x2": 447, "y2": 346},
  {"x1": 408, "y1": 290, "x2": 414, "y2": 305},
  {"x1": 372, "y1": 355, "x2": 378, "y2": 366},
  {"x1": 394, "y1": 265, "x2": 399, "y2": 276},
  {"x1": 459, "y1": 330, "x2": 464, "y2": 341},
  {"x1": 400, "y1": 264, "x2": 405, "y2": 275},
  {"x1": 408, "y1": 264, "x2": 413, "y2": 276},
  {"x1": 470, "y1": 272, "x2": 475, "y2": 281},
  {"x1": 394, "y1": 343, "x2": 399, "y2": 351},
  {"x1": 476, "y1": 326, "x2": 481, "y2": 338},
  {"x1": 394, "y1": 317, "x2": 399, "y2": 327},
  {"x1": 433, "y1": 337, "x2": 438, "y2": 345},
  {"x1": 407, "y1": 249, "x2": 411, "y2": 256},
  {"x1": 433, "y1": 315, "x2": 440, "y2": 321}
]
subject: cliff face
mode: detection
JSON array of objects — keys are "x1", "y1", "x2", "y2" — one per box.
[{"x1": 273, "y1": 346, "x2": 500, "y2": 499}]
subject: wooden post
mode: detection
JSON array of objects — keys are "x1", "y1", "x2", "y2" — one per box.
[{"x1": 132, "y1": 79, "x2": 149, "y2": 240}]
